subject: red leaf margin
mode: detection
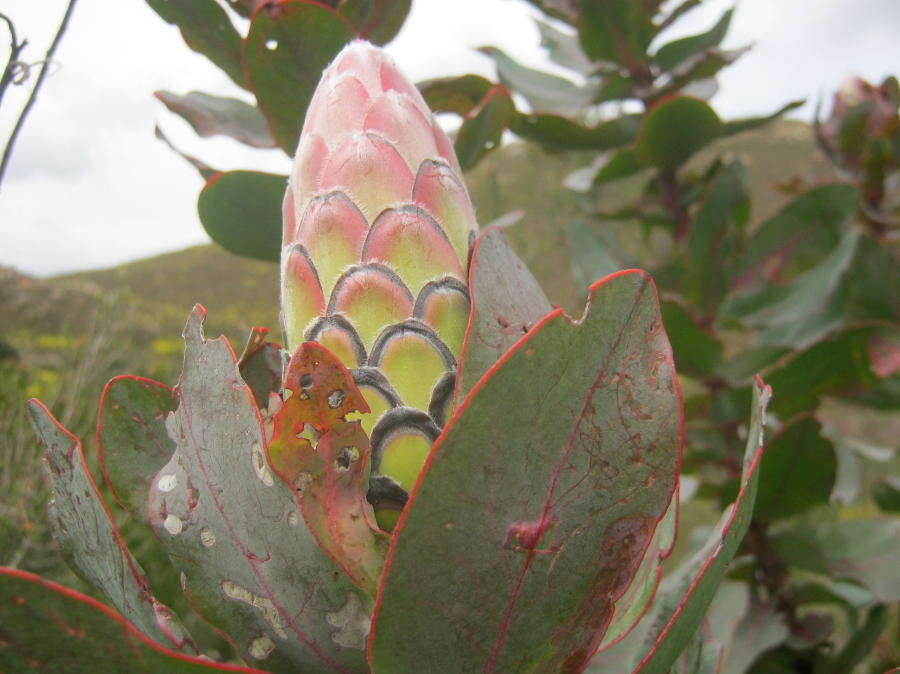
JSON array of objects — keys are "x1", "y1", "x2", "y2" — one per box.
[
  {"x1": 630, "y1": 375, "x2": 772, "y2": 674},
  {"x1": 452, "y1": 224, "x2": 552, "y2": 404},
  {"x1": 0, "y1": 567, "x2": 263, "y2": 672},
  {"x1": 367, "y1": 267, "x2": 686, "y2": 670},
  {"x1": 27, "y1": 396, "x2": 197, "y2": 653}
]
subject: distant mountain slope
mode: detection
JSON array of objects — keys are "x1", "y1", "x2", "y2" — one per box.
[
  {"x1": 62, "y1": 244, "x2": 282, "y2": 347},
  {"x1": 55, "y1": 119, "x2": 835, "y2": 344}
]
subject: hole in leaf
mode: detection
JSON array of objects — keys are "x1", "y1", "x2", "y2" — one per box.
[
  {"x1": 252, "y1": 443, "x2": 274, "y2": 487},
  {"x1": 265, "y1": 39, "x2": 278, "y2": 51},
  {"x1": 294, "y1": 471, "x2": 313, "y2": 495},
  {"x1": 328, "y1": 389, "x2": 346, "y2": 409},
  {"x1": 334, "y1": 446, "x2": 360, "y2": 472}
]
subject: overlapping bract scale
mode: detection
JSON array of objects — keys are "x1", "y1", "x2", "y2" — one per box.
[{"x1": 282, "y1": 41, "x2": 478, "y2": 524}]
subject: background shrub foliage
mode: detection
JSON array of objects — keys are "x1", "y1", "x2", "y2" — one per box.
[{"x1": 1, "y1": 0, "x2": 897, "y2": 671}]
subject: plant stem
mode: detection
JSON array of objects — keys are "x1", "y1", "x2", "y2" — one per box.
[
  {"x1": 0, "y1": 0, "x2": 79, "y2": 193},
  {"x1": 633, "y1": 86, "x2": 693, "y2": 241},
  {"x1": 659, "y1": 169, "x2": 691, "y2": 240},
  {"x1": 747, "y1": 521, "x2": 804, "y2": 634}
]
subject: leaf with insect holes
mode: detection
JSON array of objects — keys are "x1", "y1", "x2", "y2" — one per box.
[
  {"x1": 146, "y1": 306, "x2": 370, "y2": 673},
  {"x1": 267, "y1": 342, "x2": 388, "y2": 596},
  {"x1": 370, "y1": 270, "x2": 683, "y2": 673},
  {"x1": 0, "y1": 568, "x2": 260, "y2": 672},
  {"x1": 244, "y1": 2, "x2": 355, "y2": 152},
  {"x1": 455, "y1": 227, "x2": 552, "y2": 402},
  {"x1": 27, "y1": 400, "x2": 195, "y2": 654}
]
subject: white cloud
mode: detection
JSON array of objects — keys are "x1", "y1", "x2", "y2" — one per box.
[{"x1": 0, "y1": 0, "x2": 896, "y2": 276}]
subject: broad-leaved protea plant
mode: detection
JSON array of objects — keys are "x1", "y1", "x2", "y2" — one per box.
[{"x1": 6, "y1": 41, "x2": 771, "y2": 674}]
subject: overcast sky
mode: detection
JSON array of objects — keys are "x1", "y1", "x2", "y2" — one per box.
[{"x1": 1, "y1": 0, "x2": 897, "y2": 277}]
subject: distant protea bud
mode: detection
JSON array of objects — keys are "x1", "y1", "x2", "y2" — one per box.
[
  {"x1": 818, "y1": 76, "x2": 899, "y2": 209},
  {"x1": 282, "y1": 41, "x2": 478, "y2": 528}
]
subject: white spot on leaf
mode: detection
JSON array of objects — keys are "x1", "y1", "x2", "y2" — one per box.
[
  {"x1": 221, "y1": 581, "x2": 287, "y2": 638},
  {"x1": 252, "y1": 442, "x2": 274, "y2": 487},
  {"x1": 164, "y1": 514, "x2": 183, "y2": 535},
  {"x1": 200, "y1": 528, "x2": 216, "y2": 548},
  {"x1": 158, "y1": 474, "x2": 177, "y2": 492},
  {"x1": 249, "y1": 634, "x2": 276, "y2": 660},
  {"x1": 326, "y1": 593, "x2": 370, "y2": 650}
]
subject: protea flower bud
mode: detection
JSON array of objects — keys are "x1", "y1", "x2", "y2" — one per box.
[
  {"x1": 819, "y1": 76, "x2": 898, "y2": 171},
  {"x1": 282, "y1": 41, "x2": 478, "y2": 528},
  {"x1": 817, "y1": 76, "x2": 900, "y2": 212}
]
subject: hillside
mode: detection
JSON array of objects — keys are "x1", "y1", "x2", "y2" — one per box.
[
  {"x1": 56, "y1": 119, "x2": 835, "y2": 341},
  {"x1": 1, "y1": 118, "x2": 839, "y2": 393}
]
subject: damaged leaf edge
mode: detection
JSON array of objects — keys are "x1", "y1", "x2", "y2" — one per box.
[{"x1": 367, "y1": 267, "x2": 686, "y2": 667}]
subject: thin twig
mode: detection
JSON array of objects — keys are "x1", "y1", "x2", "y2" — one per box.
[
  {"x1": 0, "y1": 12, "x2": 27, "y2": 111},
  {"x1": 0, "y1": 0, "x2": 79, "y2": 192}
]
